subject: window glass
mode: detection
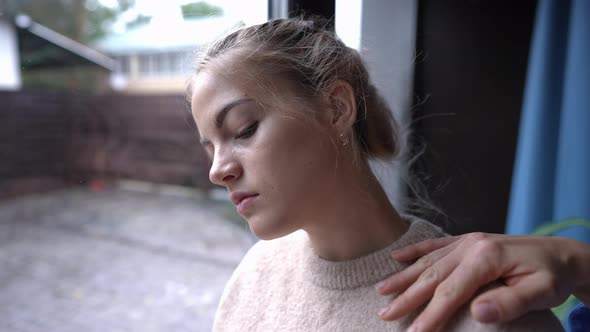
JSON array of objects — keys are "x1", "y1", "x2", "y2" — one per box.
[{"x1": 0, "y1": 1, "x2": 267, "y2": 331}]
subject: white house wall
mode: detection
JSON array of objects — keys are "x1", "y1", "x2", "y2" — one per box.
[{"x1": 0, "y1": 20, "x2": 21, "y2": 90}]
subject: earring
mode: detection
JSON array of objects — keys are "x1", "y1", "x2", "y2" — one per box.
[{"x1": 339, "y1": 133, "x2": 349, "y2": 147}]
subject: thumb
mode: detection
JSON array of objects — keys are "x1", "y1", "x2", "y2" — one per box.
[{"x1": 470, "y1": 279, "x2": 551, "y2": 324}]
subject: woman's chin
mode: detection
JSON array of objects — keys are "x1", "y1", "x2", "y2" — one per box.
[{"x1": 247, "y1": 216, "x2": 295, "y2": 240}]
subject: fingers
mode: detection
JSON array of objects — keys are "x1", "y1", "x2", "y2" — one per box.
[
  {"x1": 391, "y1": 236, "x2": 462, "y2": 262},
  {"x1": 379, "y1": 264, "x2": 444, "y2": 321},
  {"x1": 471, "y1": 273, "x2": 565, "y2": 323},
  {"x1": 405, "y1": 240, "x2": 504, "y2": 332},
  {"x1": 379, "y1": 247, "x2": 464, "y2": 321},
  {"x1": 378, "y1": 243, "x2": 455, "y2": 295},
  {"x1": 376, "y1": 261, "x2": 424, "y2": 296},
  {"x1": 381, "y1": 232, "x2": 573, "y2": 330}
]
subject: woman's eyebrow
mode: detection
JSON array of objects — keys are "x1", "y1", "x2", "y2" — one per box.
[
  {"x1": 199, "y1": 98, "x2": 254, "y2": 146},
  {"x1": 214, "y1": 98, "x2": 254, "y2": 128}
]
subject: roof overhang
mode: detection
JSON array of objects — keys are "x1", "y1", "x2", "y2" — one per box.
[{"x1": 10, "y1": 14, "x2": 115, "y2": 71}]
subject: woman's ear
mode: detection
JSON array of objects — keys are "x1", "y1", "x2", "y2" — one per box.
[{"x1": 324, "y1": 80, "x2": 357, "y2": 133}]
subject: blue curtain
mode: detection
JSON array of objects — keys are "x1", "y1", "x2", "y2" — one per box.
[{"x1": 506, "y1": 0, "x2": 590, "y2": 243}]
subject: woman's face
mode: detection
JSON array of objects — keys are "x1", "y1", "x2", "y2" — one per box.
[{"x1": 191, "y1": 71, "x2": 340, "y2": 239}]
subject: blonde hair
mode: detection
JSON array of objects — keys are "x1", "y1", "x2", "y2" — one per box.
[{"x1": 191, "y1": 17, "x2": 402, "y2": 161}]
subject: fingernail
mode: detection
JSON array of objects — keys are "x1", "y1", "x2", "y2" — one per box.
[
  {"x1": 378, "y1": 306, "x2": 390, "y2": 317},
  {"x1": 474, "y1": 302, "x2": 499, "y2": 323},
  {"x1": 408, "y1": 321, "x2": 421, "y2": 332},
  {"x1": 375, "y1": 280, "x2": 386, "y2": 291}
]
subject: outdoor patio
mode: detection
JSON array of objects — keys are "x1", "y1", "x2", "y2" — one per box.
[{"x1": 0, "y1": 186, "x2": 254, "y2": 332}]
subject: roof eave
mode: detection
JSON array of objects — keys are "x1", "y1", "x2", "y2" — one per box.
[{"x1": 14, "y1": 14, "x2": 116, "y2": 71}]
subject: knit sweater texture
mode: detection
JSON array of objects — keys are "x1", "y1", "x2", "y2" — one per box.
[{"x1": 213, "y1": 217, "x2": 564, "y2": 331}]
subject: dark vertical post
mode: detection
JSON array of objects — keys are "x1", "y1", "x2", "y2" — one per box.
[
  {"x1": 288, "y1": 0, "x2": 334, "y2": 18},
  {"x1": 268, "y1": 0, "x2": 335, "y2": 30},
  {"x1": 410, "y1": 0, "x2": 537, "y2": 234}
]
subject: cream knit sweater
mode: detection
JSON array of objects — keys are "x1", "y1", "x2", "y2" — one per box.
[{"x1": 213, "y1": 218, "x2": 564, "y2": 331}]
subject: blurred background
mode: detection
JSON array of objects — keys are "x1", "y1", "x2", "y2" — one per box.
[{"x1": 0, "y1": 0, "x2": 588, "y2": 331}]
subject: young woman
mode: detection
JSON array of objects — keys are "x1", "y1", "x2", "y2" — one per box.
[{"x1": 189, "y1": 17, "x2": 564, "y2": 331}]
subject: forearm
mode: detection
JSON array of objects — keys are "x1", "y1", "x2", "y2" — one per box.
[{"x1": 568, "y1": 238, "x2": 590, "y2": 306}]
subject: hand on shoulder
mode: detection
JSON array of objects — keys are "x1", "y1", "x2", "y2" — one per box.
[{"x1": 376, "y1": 233, "x2": 590, "y2": 332}]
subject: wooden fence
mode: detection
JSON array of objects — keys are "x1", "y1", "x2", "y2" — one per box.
[{"x1": 0, "y1": 90, "x2": 211, "y2": 198}]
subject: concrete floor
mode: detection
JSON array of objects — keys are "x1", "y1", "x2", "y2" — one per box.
[{"x1": 0, "y1": 187, "x2": 254, "y2": 332}]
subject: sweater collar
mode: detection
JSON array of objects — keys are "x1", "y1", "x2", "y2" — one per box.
[{"x1": 302, "y1": 218, "x2": 444, "y2": 290}]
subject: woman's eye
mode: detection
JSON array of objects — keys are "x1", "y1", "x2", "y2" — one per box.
[{"x1": 236, "y1": 122, "x2": 259, "y2": 139}]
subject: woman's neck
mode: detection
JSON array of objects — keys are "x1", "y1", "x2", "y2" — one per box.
[{"x1": 302, "y1": 164, "x2": 409, "y2": 262}]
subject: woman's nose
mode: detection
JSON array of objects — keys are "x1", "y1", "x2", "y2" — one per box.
[{"x1": 209, "y1": 154, "x2": 242, "y2": 186}]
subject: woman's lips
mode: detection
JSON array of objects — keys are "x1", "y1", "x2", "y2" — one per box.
[
  {"x1": 237, "y1": 195, "x2": 258, "y2": 214},
  {"x1": 230, "y1": 192, "x2": 259, "y2": 215}
]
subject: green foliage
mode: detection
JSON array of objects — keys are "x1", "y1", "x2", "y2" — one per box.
[
  {"x1": 85, "y1": 1, "x2": 119, "y2": 43},
  {"x1": 0, "y1": 0, "x2": 134, "y2": 91},
  {"x1": 1, "y1": 0, "x2": 134, "y2": 44},
  {"x1": 181, "y1": 1, "x2": 223, "y2": 19},
  {"x1": 552, "y1": 295, "x2": 580, "y2": 321},
  {"x1": 531, "y1": 217, "x2": 590, "y2": 322},
  {"x1": 126, "y1": 14, "x2": 151, "y2": 29},
  {"x1": 531, "y1": 218, "x2": 590, "y2": 236}
]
